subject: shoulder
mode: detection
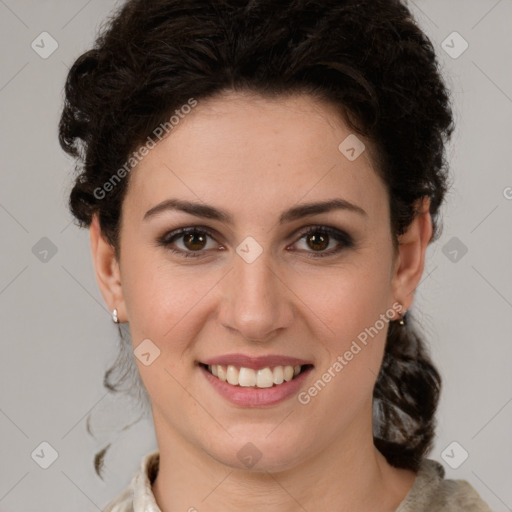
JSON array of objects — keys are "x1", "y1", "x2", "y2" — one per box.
[
  {"x1": 102, "y1": 486, "x2": 133, "y2": 512},
  {"x1": 396, "y1": 459, "x2": 492, "y2": 512},
  {"x1": 101, "y1": 451, "x2": 161, "y2": 512}
]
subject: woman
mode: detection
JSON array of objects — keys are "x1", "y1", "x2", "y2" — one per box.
[{"x1": 59, "y1": 0, "x2": 492, "y2": 510}]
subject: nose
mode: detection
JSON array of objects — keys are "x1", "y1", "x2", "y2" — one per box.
[{"x1": 218, "y1": 249, "x2": 294, "y2": 343}]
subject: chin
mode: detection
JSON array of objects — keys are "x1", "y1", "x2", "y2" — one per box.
[{"x1": 206, "y1": 428, "x2": 309, "y2": 473}]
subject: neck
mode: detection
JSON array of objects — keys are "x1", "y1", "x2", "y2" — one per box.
[{"x1": 151, "y1": 408, "x2": 415, "y2": 512}]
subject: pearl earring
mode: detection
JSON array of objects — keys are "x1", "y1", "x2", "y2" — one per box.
[{"x1": 112, "y1": 308, "x2": 119, "y2": 324}]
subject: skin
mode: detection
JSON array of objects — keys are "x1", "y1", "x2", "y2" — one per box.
[{"x1": 90, "y1": 90, "x2": 432, "y2": 512}]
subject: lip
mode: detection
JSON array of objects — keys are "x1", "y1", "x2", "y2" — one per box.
[
  {"x1": 199, "y1": 360, "x2": 314, "y2": 408},
  {"x1": 201, "y1": 353, "x2": 313, "y2": 370}
]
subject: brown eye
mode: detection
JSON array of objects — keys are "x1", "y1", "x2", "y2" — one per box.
[
  {"x1": 183, "y1": 232, "x2": 208, "y2": 251},
  {"x1": 305, "y1": 231, "x2": 330, "y2": 252},
  {"x1": 292, "y1": 226, "x2": 354, "y2": 258},
  {"x1": 158, "y1": 227, "x2": 219, "y2": 258}
]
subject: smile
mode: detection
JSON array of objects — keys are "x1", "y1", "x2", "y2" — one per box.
[{"x1": 201, "y1": 363, "x2": 310, "y2": 388}]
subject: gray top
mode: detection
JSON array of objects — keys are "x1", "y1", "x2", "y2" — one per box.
[{"x1": 102, "y1": 451, "x2": 492, "y2": 512}]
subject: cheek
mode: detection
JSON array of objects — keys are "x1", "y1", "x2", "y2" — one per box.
[
  {"x1": 290, "y1": 253, "x2": 393, "y2": 395},
  {"x1": 293, "y1": 274, "x2": 391, "y2": 429},
  {"x1": 294, "y1": 257, "x2": 393, "y2": 341},
  {"x1": 120, "y1": 245, "x2": 223, "y2": 354}
]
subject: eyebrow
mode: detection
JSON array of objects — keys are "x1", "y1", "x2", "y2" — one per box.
[{"x1": 143, "y1": 198, "x2": 367, "y2": 224}]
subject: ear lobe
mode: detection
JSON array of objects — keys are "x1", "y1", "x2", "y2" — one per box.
[
  {"x1": 90, "y1": 214, "x2": 126, "y2": 322},
  {"x1": 392, "y1": 198, "x2": 433, "y2": 311}
]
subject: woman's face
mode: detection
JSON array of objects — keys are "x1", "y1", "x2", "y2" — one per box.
[{"x1": 93, "y1": 90, "x2": 429, "y2": 472}]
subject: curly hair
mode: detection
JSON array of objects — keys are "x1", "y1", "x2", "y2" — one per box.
[{"x1": 59, "y1": 0, "x2": 454, "y2": 478}]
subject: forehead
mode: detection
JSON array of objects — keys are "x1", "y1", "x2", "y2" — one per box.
[{"x1": 124, "y1": 91, "x2": 388, "y2": 224}]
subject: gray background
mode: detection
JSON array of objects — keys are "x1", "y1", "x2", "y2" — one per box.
[{"x1": 1, "y1": 0, "x2": 511, "y2": 510}]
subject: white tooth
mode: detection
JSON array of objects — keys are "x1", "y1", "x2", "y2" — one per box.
[
  {"x1": 273, "y1": 366, "x2": 284, "y2": 385},
  {"x1": 217, "y1": 365, "x2": 227, "y2": 382},
  {"x1": 239, "y1": 367, "x2": 257, "y2": 387},
  {"x1": 217, "y1": 364, "x2": 300, "y2": 387},
  {"x1": 226, "y1": 365, "x2": 239, "y2": 385},
  {"x1": 256, "y1": 367, "x2": 274, "y2": 388},
  {"x1": 283, "y1": 365, "x2": 294, "y2": 382}
]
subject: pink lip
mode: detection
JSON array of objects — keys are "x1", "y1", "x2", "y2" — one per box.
[
  {"x1": 200, "y1": 364, "x2": 313, "y2": 407},
  {"x1": 201, "y1": 353, "x2": 313, "y2": 369}
]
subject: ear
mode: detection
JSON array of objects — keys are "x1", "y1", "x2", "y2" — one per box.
[
  {"x1": 90, "y1": 214, "x2": 127, "y2": 323},
  {"x1": 391, "y1": 197, "x2": 433, "y2": 318}
]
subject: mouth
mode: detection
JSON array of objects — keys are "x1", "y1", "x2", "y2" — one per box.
[{"x1": 199, "y1": 363, "x2": 314, "y2": 389}]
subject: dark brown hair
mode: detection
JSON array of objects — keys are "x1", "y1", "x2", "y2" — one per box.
[{"x1": 59, "y1": 0, "x2": 454, "y2": 478}]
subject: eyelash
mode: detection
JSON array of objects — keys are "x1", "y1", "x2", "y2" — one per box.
[{"x1": 157, "y1": 225, "x2": 354, "y2": 259}]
